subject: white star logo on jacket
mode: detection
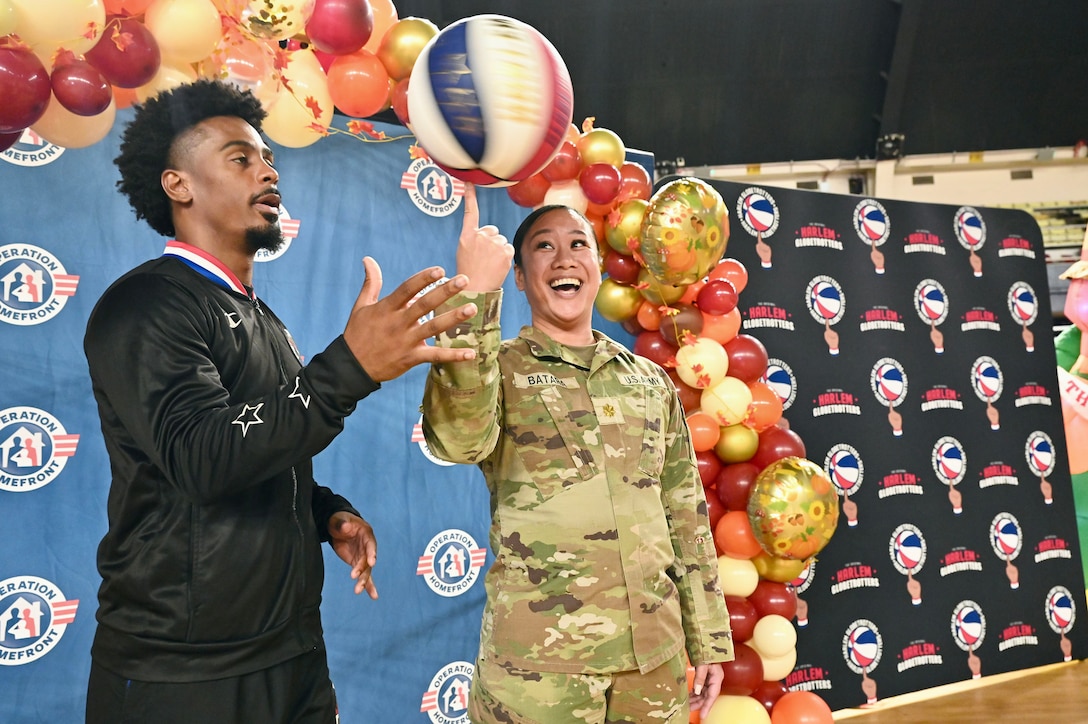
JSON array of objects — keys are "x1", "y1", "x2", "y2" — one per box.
[
  {"x1": 288, "y1": 378, "x2": 310, "y2": 408},
  {"x1": 232, "y1": 403, "x2": 264, "y2": 437}
]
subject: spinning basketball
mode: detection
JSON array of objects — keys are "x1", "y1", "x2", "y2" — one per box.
[{"x1": 406, "y1": 14, "x2": 574, "y2": 186}]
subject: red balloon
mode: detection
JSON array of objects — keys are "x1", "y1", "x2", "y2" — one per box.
[
  {"x1": 715, "y1": 461, "x2": 760, "y2": 511},
  {"x1": 709, "y1": 257, "x2": 749, "y2": 294},
  {"x1": 0, "y1": 47, "x2": 51, "y2": 134},
  {"x1": 719, "y1": 642, "x2": 764, "y2": 696},
  {"x1": 51, "y1": 59, "x2": 112, "y2": 117},
  {"x1": 696, "y1": 278, "x2": 739, "y2": 315},
  {"x1": 616, "y1": 161, "x2": 652, "y2": 201},
  {"x1": 390, "y1": 76, "x2": 410, "y2": 124},
  {"x1": 84, "y1": 18, "x2": 161, "y2": 89},
  {"x1": 724, "y1": 334, "x2": 769, "y2": 384},
  {"x1": 705, "y1": 491, "x2": 726, "y2": 530},
  {"x1": 659, "y1": 303, "x2": 704, "y2": 347},
  {"x1": 752, "y1": 426, "x2": 806, "y2": 471},
  {"x1": 770, "y1": 691, "x2": 834, "y2": 724},
  {"x1": 0, "y1": 131, "x2": 19, "y2": 153},
  {"x1": 666, "y1": 369, "x2": 702, "y2": 415},
  {"x1": 506, "y1": 173, "x2": 550, "y2": 208},
  {"x1": 751, "y1": 680, "x2": 790, "y2": 714},
  {"x1": 748, "y1": 580, "x2": 798, "y2": 620},
  {"x1": 306, "y1": 0, "x2": 375, "y2": 55},
  {"x1": 604, "y1": 250, "x2": 642, "y2": 285},
  {"x1": 724, "y1": 595, "x2": 759, "y2": 642},
  {"x1": 633, "y1": 330, "x2": 678, "y2": 368},
  {"x1": 696, "y1": 449, "x2": 722, "y2": 488},
  {"x1": 541, "y1": 140, "x2": 581, "y2": 182},
  {"x1": 578, "y1": 162, "x2": 621, "y2": 205}
]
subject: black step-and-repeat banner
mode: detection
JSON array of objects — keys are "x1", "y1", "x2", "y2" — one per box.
[{"x1": 698, "y1": 177, "x2": 1088, "y2": 710}]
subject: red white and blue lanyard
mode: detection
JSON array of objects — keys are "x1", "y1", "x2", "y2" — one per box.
[{"x1": 162, "y1": 240, "x2": 255, "y2": 301}]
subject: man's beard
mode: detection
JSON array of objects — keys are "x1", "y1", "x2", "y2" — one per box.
[{"x1": 245, "y1": 222, "x2": 285, "y2": 254}]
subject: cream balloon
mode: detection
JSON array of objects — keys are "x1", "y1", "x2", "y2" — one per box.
[
  {"x1": 0, "y1": 0, "x2": 17, "y2": 37},
  {"x1": 703, "y1": 694, "x2": 772, "y2": 724},
  {"x1": 135, "y1": 61, "x2": 198, "y2": 103},
  {"x1": 262, "y1": 48, "x2": 333, "y2": 148},
  {"x1": 144, "y1": 0, "x2": 222, "y2": 64},
  {"x1": 31, "y1": 93, "x2": 116, "y2": 148},
  {"x1": 10, "y1": 0, "x2": 105, "y2": 56},
  {"x1": 759, "y1": 646, "x2": 798, "y2": 682},
  {"x1": 749, "y1": 614, "x2": 797, "y2": 658},
  {"x1": 717, "y1": 554, "x2": 759, "y2": 598},
  {"x1": 541, "y1": 179, "x2": 588, "y2": 214}
]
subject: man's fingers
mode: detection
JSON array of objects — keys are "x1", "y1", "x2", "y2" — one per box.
[
  {"x1": 459, "y1": 182, "x2": 479, "y2": 237},
  {"x1": 355, "y1": 257, "x2": 382, "y2": 309}
]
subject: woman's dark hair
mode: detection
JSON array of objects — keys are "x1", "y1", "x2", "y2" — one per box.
[
  {"x1": 511, "y1": 204, "x2": 595, "y2": 266},
  {"x1": 114, "y1": 79, "x2": 267, "y2": 237}
]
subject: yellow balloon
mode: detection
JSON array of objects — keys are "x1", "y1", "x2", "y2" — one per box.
[
  {"x1": 239, "y1": 0, "x2": 314, "y2": 40},
  {"x1": 751, "y1": 551, "x2": 807, "y2": 583},
  {"x1": 715, "y1": 423, "x2": 759, "y2": 464},
  {"x1": 758, "y1": 646, "x2": 797, "y2": 682},
  {"x1": 747, "y1": 456, "x2": 840, "y2": 560},
  {"x1": 376, "y1": 16, "x2": 438, "y2": 81},
  {"x1": 577, "y1": 127, "x2": 625, "y2": 169},
  {"x1": 135, "y1": 61, "x2": 198, "y2": 103},
  {"x1": 594, "y1": 277, "x2": 642, "y2": 323},
  {"x1": 675, "y1": 337, "x2": 728, "y2": 389},
  {"x1": 636, "y1": 267, "x2": 685, "y2": 305},
  {"x1": 701, "y1": 376, "x2": 753, "y2": 426},
  {"x1": 641, "y1": 176, "x2": 730, "y2": 286},
  {"x1": 10, "y1": 0, "x2": 105, "y2": 56},
  {"x1": 717, "y1": 554, "x2": 759, "y2": 597},
  {"x1": 0, "y1": 0, "x2": 17, "y2": 38},
  {"x1": 604, "y1": 198, "x2": 647, "y2": 255},
  {"x1": 262, "y1": 47, "x2": 332, "y2": 148},
  {"x1": 31, "y1": 93, "x2": 115, "y2": 148},
  {"x1": 144, "y1": 0, "x2": 222, "y2": 64},
  {"x1": 750, "y1": 613, "x2": 797, "y2": 658},
  {"x1": 703, "y1": 694, "x2": 772, "y2": 724}
]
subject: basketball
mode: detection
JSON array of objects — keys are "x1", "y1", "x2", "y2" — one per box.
[{"x1": 406, "y1": 14, "x2": 574, "y2": 187}]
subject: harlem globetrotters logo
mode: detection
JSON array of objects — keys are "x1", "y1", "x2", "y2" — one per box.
[
  {"x1": 401, "y1": 159, "x2": 464, "y2": 217},
  {"x1": 1045, "y1": 585, "x2": 1077, "y2": 662},
  {"x1": 890, "y1": 524, "x2": 926, "y2": 605},
  {"x1": 806, "y1": 275, "x2": 845, "y2": 355},
  {"x1": 760, "y1": 358, "x2": 797, "y2": 411},
  {"x1": 1, "y1": 406, "x2": 80, "y2": 492},
  {"x1": 914, "y1": 279, "x2": 948, "y2": 353},
  {"x1": 954, "y1": 206, "x2": 987, "y2": 277},
  {"x1": 736, "y1": 187, "x2": 780, "y2": 268},
  {"x1": 843, "y1": 619, "x2": 882, "y2": 704},
  {"x1": 825, "y1": 443, "x2": 863, "y2": 528},
  {"x1": 420, "y1": 660, "x2": 473, "y2": 723},
  {"x1": 951, "y1": 600, "x2": 987, "y2": 678},
  {"x1": 1007, "y1": 281, "x2": 1038, "y2": 352},
  {"x1": 990, "y1": 512, "x2": 1023, "y2": 589},
  {"x1": 870, "y1": 358, "x2": 907, "y2": 437},
  {"x1": 0, "y1": 243, "x2": 79, "y2": 326},
  {"x1": 254, "y1": 205, "x2": 302, "y2": 263},
  {"x1": 970, "y1": 356, "x2": 1004, "y2": 431},
  {"x1": 1025, "y1": 430, "x2": 1057, "y2": 505},
  {"x1": 932, "y1": 436, "x2": 967, "y2": 514},
  {"x1": 416, "y1": 529, "x2": 487, "y2": 598},
  {"x1": 853, "y1": 199, "x2": 890, "y2": 274},
  {"x1": 0, "y1": 576, "x2": 79, "y2": 666}
]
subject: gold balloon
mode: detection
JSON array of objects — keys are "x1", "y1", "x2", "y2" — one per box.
[
  {"x1": 747, "y1": 456, "x2": 840, "y2": 561},
  {"x1": 577, "y1": 127, "x2": 625, "y2": 168},
  {"x1": 751, "y1": 551, "x2": 807, "y2": 583},
  {"x1": 636, "y1": 267, "x2": 685, "y2": 306},
  {"x1": 240, "y1": 0, "x2": 315, "y2": 40},
  {"x1": 640, "y1": 177, "x2": 730, "y2": 286},
  {"x1": 144, "y1": 0, "x2": 223, "y2": 64},
  {"x1": 605, "y1": 198, "x2": 647, "y2": 255},
  {"x1": 376, "y1": 17, "x2": 439, "y2": 81},
  {"x1": 714, "y1": 423, "x2": 759, "y2": 463},
  {"x1": 595, "y1": 277, "x2": 643, "y2": 323}
]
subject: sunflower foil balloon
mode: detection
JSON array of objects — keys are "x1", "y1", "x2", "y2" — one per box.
[
  {"x1": 639, "y1": 177, "x2": 729, "y2": 286},
  {"x1": 747, "y1": 456, "x2": 840, "y2": 561}
]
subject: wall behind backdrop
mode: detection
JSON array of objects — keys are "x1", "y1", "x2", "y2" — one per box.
[{"x1": 1, "y1": 112, "x2": 1085, "y2": 722}]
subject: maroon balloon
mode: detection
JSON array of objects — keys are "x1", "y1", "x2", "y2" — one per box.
[
  {"x1": 751, "y1": 426, "x2": 806, "y2": 471},
  {"x1": 719, "y1": 642, "x2": 764, "y2": 696},
  {"x1": 84, "y1": 18, "x2": 161, "y2": 89},
  {"x1": 621, "y1": 317, "x2": 643, "y2": 336},
  {"x1": 751, "y1": 679, "x2": 790, "y2": 714},
  {"x1": 506, "y1": 173, "x2": 550, "y2": 208},
  {"x1": 715, "y1": 461, "x2": 760, "y2": 511},
  {"x1": 578, "y1": 161, "x2": 621, "y2": 205},
  {"x1": 52, "y1": 59, "x2": 112, "y2": 116},
  {"x1": 633, "y1": 330, "x2": 677, "y2": 367},
  {"x1": 603, "y1": 251, "x2": 641, "y2": 285},
  {"x1": 747, "y1": 580, "x2": 798, "y2": 620},
  {"x1": 666, "y1": 368, "x2": 702, "y2": 415},
  {"x1": 541, "y1": 140, "x2": 580, "y2": 182},
  {"x1": 390, "y1": 77, "x2": 410, "y2": 125},
  {"x1": 305, "y1": 0, "x2": 375, "y2": 55},
  {"x1": 696, "y1": 278, "x2": 739, "y2": 315},
  {"x1": 0, "y1": 131, "x2": 20, "y2": 153},
  {"x1": 724, "y1": 595, "x2": 759, "y2": 642},
  {"x1": 695, "y1": 449, "x2": 722, "y2": 488},
  {"x1": 705, "y1": 491, "x2": 725, "y2": 530},
  {"x1": 724, "y1": 334, "x2": 769, "y2": 383},
  {"x1": 658, "y1": 303, "x2": 703, "y2": 347},
  {"x1": 0, "y1": 47, "x2": 51, "y2": 134}
]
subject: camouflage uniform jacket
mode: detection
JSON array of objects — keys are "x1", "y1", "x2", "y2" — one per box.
[{"x1": 422, "y1": 290, "x2": 733, "y2": 675}]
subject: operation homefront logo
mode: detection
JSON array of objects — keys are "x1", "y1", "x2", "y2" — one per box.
[
  {"x1": 420, "y1": 660, "x2": 473, "y2": 724},
  {"x1": 0, "y1": 576, "x2": 78, "y2": 665},
  {"x1": 0, "y1": 243, "x2": 79, "y2": 326},
  {"x1": 416, "y1": 529, "x2": 487, "y2": 598},
  {"x1": 1, "y1": 129, "x2": 64, "y2": 167},
  {"x1": 0, "y1": 406, "x2": 80, "y2": 492},
  {"x1": 401, "y1": 159, "x2": 464, "y2": 217},
  {"x1": 254, "y1": 204, "x2": 302, "y2": 263},
  {"x1": 412, "y1": 415, "x2": 455, "y2": 467}
]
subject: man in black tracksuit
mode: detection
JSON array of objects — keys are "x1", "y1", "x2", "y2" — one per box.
[{"x1": 83, "y1": 80, "x2": 480, "y2": 723}]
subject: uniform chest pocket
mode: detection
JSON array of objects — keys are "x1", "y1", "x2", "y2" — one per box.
[{"x1": 638, "y1": 387, "x2": 668, "y2": 477}]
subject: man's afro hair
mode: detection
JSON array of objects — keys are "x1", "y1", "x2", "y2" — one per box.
[{"x1": 114, "y1": 79, "x2": 267, "y2": 238}]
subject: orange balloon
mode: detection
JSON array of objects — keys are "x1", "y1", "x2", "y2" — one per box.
[
  {"x1": 585, "y1": 211, "x2": 606, "y2": 249},
  {"x1": 709, "y1": 257, "x2": 749, "y2": 294},
  {"x1": 715, "y1": 510, "x2": 763, "y2": 559},
  {"x1": 746, "y1": 381, "x2": 784, "y2": 432},
  {"x1": 362, "y1": 0, "x2": 399, "y2": 54},
  {"x1": 327, "y1": 48, "x2": 390, "y2": 118},
  {"x1": 111, "y1": 84, "x2": 137, "y2": 109},
  {"x1": 702, "y1": 308, "x2": 742, "y2": 345},
  {"x1": 687, "y1": 412, "x2": 721, "y2": 452},
  {"x1": 105, "y1": 0, "x2": 155, "y2": 15},
  {"x1": 636, "y1": 300, "x2": 663, "y2": 331},
  {"x1": 680, "y1": 279, "x2": 706, "y2": 305},
  {"x1": 770, "y1": 691, "x2": 834, "y2": 724}
]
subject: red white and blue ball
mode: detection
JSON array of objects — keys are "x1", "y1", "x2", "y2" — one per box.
[{"x1": 407, "y1": 14, "x2": 574, "y2": 187}]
